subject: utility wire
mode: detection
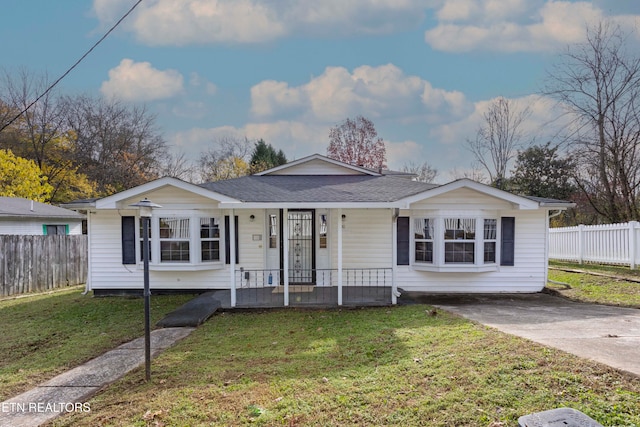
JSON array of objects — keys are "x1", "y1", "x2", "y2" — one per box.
[{"x1": 0, "y1": 0, "x2": 143, "y2": 134}]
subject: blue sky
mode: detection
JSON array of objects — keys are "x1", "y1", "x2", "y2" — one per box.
[{"x1": 2, "y1": 0, "x2": 639, "y2": 181}]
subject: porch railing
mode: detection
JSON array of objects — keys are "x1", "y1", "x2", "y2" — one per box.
[{"x1": 233, "y1": 268, "x2": 392, "y2": 308}]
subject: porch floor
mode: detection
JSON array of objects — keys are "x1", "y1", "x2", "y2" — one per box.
[{"x1": 198, "y1": 286, "x2": 393, "y2": 309}]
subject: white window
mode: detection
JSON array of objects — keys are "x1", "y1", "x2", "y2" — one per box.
[
  {"x1": 414, "y1": 218, "x2": 434, "y2": 263},
  {"x1": 269, "y1": 214, "x2": 278, "y2": 249},
  {"x1": 200, "y1": 218, "x2": 220, "y2": 262},
  {"x1": 444, "y1": 218, "x2": 476, "y2": 264},
  {"x1": 413, "y1": 216, "x2": 498, "y2": 269},
  {"x1": 483, "y1": 219, "x2": 497, "y2": 263},
  {"x1": 159, "y1": 217, "x2": 190, "y2": 262}
]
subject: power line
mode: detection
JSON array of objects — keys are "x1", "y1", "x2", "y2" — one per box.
[{"x1": 0, "y1": 0, "x2": 143, "y2": 134}]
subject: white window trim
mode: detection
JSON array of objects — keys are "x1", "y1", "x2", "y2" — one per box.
[
  {"x1": 411, "y1": 215, "x2": 499, "y2": 273},
  {"x1": 136, "y1": 211, "x2": 224, "y2": 271}
]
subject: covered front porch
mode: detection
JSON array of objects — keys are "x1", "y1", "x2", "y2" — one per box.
[{"x1": 224, "y1": 206, "x2": 399, "y2": 308}]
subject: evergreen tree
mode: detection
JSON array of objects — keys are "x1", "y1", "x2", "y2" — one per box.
[
  {"x1": 249, "y1": 139, "x2": 287, "y2": 173},
  {"x1": 510, "y1": 143, "x2": 576, "y2": 200}
]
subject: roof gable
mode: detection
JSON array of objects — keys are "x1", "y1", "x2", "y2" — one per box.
[
  {"x1": 95, "y1": 177, "x2": 240, "y2": 209},
  {"x1": 401, "y1": 179, "x2": 541, "y2": 210},
  {"x1": 256, "y1": 154, "x2": 381, "y2": 176}
]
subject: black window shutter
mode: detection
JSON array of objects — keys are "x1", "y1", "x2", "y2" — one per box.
[
  {"x1": 397, "y1": 217, "x2": 410, "y2": 265},
  {"x1": 122, "y1": 216, "x2": 136, "y2": 265},
  {"x1": 500, "y1": 217, "x2": 515, "y2": 266},
  {"x1": 224, "y1": 215, "x2": 239, "y2": 264}
]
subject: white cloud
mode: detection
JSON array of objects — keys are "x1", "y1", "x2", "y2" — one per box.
[
  {"x1": 100, "y1": 59, "x2": 184, "y2": 101},
  {"x1": 425, "y1": 0, "x2": 639, "y2": 53},
  {"x1": 170, "y1": 121, "x2": 330, "y2": 162},
  {"x1": 189, "y1": 72, "x2": 218, "y2": 95},
  {"x1": 250, "y1": 64, "x2": 472, "y2": 124},
  {"x1": 92, "y1": 0, "x2": 429, "y2": 46}
]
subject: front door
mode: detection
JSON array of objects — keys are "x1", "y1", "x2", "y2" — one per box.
[{"x1": 287, "y1": 210, "x2": 315, "y2": 284}]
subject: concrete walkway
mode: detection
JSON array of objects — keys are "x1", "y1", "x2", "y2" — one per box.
[
  {"x1": 0, "y1": 327, "x2": 194, "y2": 427},
  {"x1": 410, "y1": 293, "x2": 640, "y2": 377}
]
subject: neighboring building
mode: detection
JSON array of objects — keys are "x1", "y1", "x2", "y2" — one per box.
[
  {"x1": 70, "y1": 154, "x2": 573, "y2": 306},
  {"x1": 0, "y1": 197, "x2": 85, "y2": 235}
]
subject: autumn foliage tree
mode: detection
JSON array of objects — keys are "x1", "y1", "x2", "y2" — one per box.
[
  {"x1": 327, "y1": 116, "x2": 387, "y2": 169},
  {"x1": 0, "y1": 149, "x2": 52, "y2": 201}
]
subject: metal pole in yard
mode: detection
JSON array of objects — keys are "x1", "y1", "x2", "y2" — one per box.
[
  {"x1": 142, "y1": 215, "x2": 151, "y2": 381},
  {"x1": 130, "y1": 198, "x2": 161, "y2": 382}
]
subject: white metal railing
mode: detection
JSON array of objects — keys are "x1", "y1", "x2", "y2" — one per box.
[{"x1": 549, "y1": 221, "x2": 640, "y2": 269}]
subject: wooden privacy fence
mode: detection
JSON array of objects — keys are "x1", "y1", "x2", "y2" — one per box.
[
  {"x1": 549, "y1": 221, "x2": 640, "y2": 269},
  {"x1": 0, "y1": 235, "x2": 88, "y2": 297}
]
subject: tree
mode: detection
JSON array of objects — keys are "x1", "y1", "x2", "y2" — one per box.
[
  {"x1": 0, "y1": 149, "x2": 53, "y2": 201},
  {"x1": 400, "y1": 161, "x2": 438, "y2": 183},
  {"x1": 544, "y1": 22, "x2": 640, "y2": 223},
  {"x1": 327, "y1": 116, "x2": 387, "y2": 169},
  {"x1": 510, "y1": 143, "x2": 576, "y2": 200},
  {"x1": 466, "y1": 97, "x2": 532, "y2": 189},
  {"x1": 0, "y1": 69, "x2": 67, "y2": 171},
  {"x1": 64, "y1": 95, "x2": 168, "y2": 194},
  {"x1": 198, "y1": 136, "x2": 253, "y2": 182},
  {"x1": 249, "y1": 139, "x2": 287, "y2": 173}
]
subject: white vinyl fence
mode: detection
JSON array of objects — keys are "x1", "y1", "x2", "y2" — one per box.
[{"x1": 549, "y1": 221, "x2": 640, "y2": 269}]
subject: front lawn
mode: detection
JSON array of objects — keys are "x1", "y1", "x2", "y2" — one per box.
[
  {"x1": 548, "y1": 261, "x2": 640, "y2": 308},
  {"x1": 0, "y1": 288, "x2": 192, "y2": 401},
  {"x1": 51, "y1": 306, "x2": 640, "y2": 427}
]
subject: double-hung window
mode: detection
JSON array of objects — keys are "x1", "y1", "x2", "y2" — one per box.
[
  {"x1": 159, "y1": 217, "x2": 190, "y2": 262},
  {"x1": 483, "y1": 219, "x2": 497, "y2": 263},
  {"x1": 414, "y1": 218, "x2": 434, "y2": 263},
  {"x1": 444, "y1": 218, "x2": 476, "y2": 264},
  {"x1": 200, "y1": 218, "x2": 220, "y2": 262}
]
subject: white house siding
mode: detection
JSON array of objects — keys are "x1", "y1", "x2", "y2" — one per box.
[
  {"x1": 267, "y1": 159, "x2": 364, "y2": 175},
  {"x1": 236, "y1": 210, "x2": 264, "y2": 270},
  {"x1": 396, "y1": 209, "x2": 548, "y2": 293},
  {"x1": 88, "y1": 184, "x2": 243, "y2": 291},
  {"x1": 332, "y1": 209, "x2": 393, "y2": 269},
  {"x1": 410, "y1": 188, "x2": 514, "y2": 210},
  {"x1": 116, "y1": 186, "x2": 220, "y2": 209},
  {"x1": 0, "y1": 219, "x2": 83, "y2": 235}
]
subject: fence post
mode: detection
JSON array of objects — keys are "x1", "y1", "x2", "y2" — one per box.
[
  {"x1": 630, "y1": 221, "x2": 638, "y2": 270},
  {"x1": 577, "y1": 224, "x2": 585, "y2": 264}
]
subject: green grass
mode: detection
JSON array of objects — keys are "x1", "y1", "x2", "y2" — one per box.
[
  {"x1": 51, "y1": 306, "x2": 640, "y2": 427},
  {"x1": 548, "y1": 261, "x2": 640, "y2": 308},
  {"x1": 0, "y1": 287, "x2": 192, "y2": 400}
]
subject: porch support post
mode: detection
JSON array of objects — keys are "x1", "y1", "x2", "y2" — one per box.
[
  {"x1": 229, "y1": 209, "x2": 236, "y2": 308},
  {"x1": 283, "y1": 208, "x2": 289, "y2": 306},
  {"x1": 337, "y1": 208, "x2": 343, "y2": 306},
  {"x1": 391, "y1": 208, "x2": 398, "y2": 305}
]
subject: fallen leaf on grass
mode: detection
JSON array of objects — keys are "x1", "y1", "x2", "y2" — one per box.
[{"x1": 142, "y1": 409, "x2": 163, "y2": 420}]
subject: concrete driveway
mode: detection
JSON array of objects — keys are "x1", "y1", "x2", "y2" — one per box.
[{"x1": 406, "y1": 293, "x2": 640, "y2": 377}]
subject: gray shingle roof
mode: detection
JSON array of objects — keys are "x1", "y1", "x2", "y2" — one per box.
[
  {"x1": 199, "y1": 175, "x2": 438, "y2": 203},
  {"x1": 0, "y1": 197, "x2": 85, "y2": 219}
]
